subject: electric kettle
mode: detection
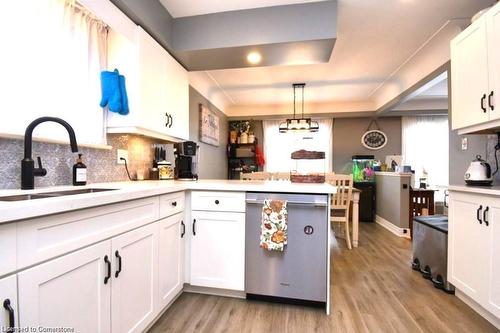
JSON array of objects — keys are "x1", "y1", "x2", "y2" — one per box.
[{"x1": 464, "y1": 155, "x2": 493, "y2": 186}]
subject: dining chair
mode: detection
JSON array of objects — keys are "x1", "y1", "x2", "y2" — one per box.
[
  {"x1": 324, "y1": 172, "x2": 336, "y2": 183},
  {"x1": 272, "y1": 172, "x2": 290, "y2": 181},
  {"x1": 240, "y1": 172, "x2": 272, "y2": 180},
  {"x1": 328, "y1": 174, "x2": 353, "y2": 249}
]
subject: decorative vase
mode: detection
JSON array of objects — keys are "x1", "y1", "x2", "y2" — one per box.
[
  {"x1": 230, "y1": 130, "x2": 237, "y2": 144},
  {"x1": 240, "y1": 132, "x2": 248, "y2": 144},
  {"x1": 248, "y1": 133, "x2": 255, "y2": 144}
]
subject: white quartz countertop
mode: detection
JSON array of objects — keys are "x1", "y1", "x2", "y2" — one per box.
[
  {"x1": 375, "y1": 171, "x2": 413, "y2": 177},
  {"x1": 448, "y1": 184, "x2": 500, "y2": 196},
  {"x1": 0, "y1": 180, "x2": 337, "y2": 224}
]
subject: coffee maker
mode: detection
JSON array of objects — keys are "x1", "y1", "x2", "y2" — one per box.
[{"x1": 174, "y1": 141, "x2": 199, "y2": 180}]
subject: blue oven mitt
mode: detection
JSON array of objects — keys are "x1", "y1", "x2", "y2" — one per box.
[
  {"x1": 118, "y1": 73, "x2": 129, "y2": 115},
  {"x1": 99, "y1": 69, "x2": 122, "y2": 112}
]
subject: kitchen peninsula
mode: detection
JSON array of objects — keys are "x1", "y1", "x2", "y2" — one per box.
[{"x1": 0, "y1": 180, "x2": 336, "y2": 332}]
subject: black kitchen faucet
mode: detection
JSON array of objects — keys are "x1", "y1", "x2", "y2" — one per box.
[{"x1": 21, "y1": 117, "x2": 78, "y2": 190}]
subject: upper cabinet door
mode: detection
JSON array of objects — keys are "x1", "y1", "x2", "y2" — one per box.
[
  {"x1": 111, "y1": 223, "x2": 159, "y2": 333},
  {"x1": 487, "y1": 5, "x2": 500, "y2": 121},
  {"x1": 17, "y1": 241, "x2": 111, "y2": 332},
  {"x1": 451, "y1": 20, "x2": 490, "y2": 130}
]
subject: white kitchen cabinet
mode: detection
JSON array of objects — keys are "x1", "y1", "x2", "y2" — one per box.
[
  {"x1": 107, "y1": 26, "x2": 189, "y2": 141},
  {"x1": 190, "y1": 211, "x2": 245, "y2": 291},
  {"x1": 0, "y1": 223, "x2": 16, "y2": 277},
  {"x1": 0, "y1": 275, "x2": 18, "y2": 331},
  {"x1": 18, "y1": 241, "x2": 112, "y2": 332},
  {"x1": 451, "y1": 2, "x2": 500, "y2": 133},
  {"x1": 158, "y1": 213, "x2": 185, "y2": 308},
  {"x1": 111, "y1": 223, "x2": 159, "y2": 333},
  {"x1": 448, "y1": 191, "x2": 500, "y2": 321}
]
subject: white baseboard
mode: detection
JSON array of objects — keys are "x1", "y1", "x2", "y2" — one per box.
[
  {"x1": 375, "y1": 215, "x2": 411, "y2": 238},
  {"x1": 456, "y1": 289, "x2": 500, "y2": 330}
]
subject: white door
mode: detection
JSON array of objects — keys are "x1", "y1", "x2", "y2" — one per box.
[
  {"x1": 18, "y1": 241, "x2": 111, "y2": 332},
  {"x1": 487, "y1": 4, "x2": 500, "y2": 121},
  {"x1": 0, "y1": 275, "x2": 18, "y2": 331},
  {"x1": 190, "y1": 211, "x2": 245, "y2": 291},
  {"x1": 448, "y1": 195, "x2": 490, "y2": 301},
  {"x1": 158, "y1": 214, "x2": 184, "y2": 308},
  {"x1": 451, "y1": 20, "x2": 490, "y2": 129},
  {"x1": 111, "y1": 223, "x2": 159, "y2": 333},
  {"x1": 486, "y1": 203, "x2": 500, "y2": 318}
]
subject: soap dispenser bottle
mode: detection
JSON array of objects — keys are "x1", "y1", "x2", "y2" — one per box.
[{"x1": 73, "y1": 154, "x2": 87, "y2": 186}]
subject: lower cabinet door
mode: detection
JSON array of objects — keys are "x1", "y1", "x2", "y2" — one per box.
[
  {"x1": 18, "y1": 241, "x2": 111, "y2": 332},
  {"x1": 486, "y1": 204, "x2": 500, "y2": 318},
  {"x1": 190, "y1": 211, "x2": 245, "y2": 291},
  {"x1": 111, "y1": 223, "x2": 159, "y2": 333},
  {"x1": 158, "y1": 214, "x2": 184, "y2": 309},
  {"x1": 0, "y1": 275, "x2": 18, "y2": 331},
  {"x1": 448, "y1": 194, "x2": 490, "y2": 301}
]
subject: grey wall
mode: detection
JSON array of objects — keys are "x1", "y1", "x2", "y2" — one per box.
[
  {"x1": 332, "y1": 117, "x2": 402, "y2": 173},
  {"x1": 375, "y1": 174, "x2": 411, "y2": 228},
  {"x1": 189, "y1": 86, "x2": 228, "y2": 179}
]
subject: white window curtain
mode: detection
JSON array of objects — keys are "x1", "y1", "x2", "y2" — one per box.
[
  {"x1": 402, "y1": 116, "x2": 449, "y2": 187},
  {"x1": 0, "y1": 0, "x2": 108, "y2": 144},
  {"x1": 263, "y1": 119, "x2": 333, "y2": 173}
]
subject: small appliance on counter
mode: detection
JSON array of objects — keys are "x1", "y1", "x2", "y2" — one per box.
[
  {"x1": 174, "y1": 141, "x2": 199, "y2": 180},
  {"x1": 464, "y1": 155, "x2": 493, "y2": 186}
]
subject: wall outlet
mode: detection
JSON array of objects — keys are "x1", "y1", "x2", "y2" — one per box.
[
  {"x1": 117, "y1": 149, "x2": 129, "y2": 164},
  {"x1": 461, "y1": 137, "x2": 468, "y2": 150}
]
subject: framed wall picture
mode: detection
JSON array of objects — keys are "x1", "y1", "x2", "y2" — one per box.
[{"x1": 199, "y1": 104, "x2": 220, "y2": 146}]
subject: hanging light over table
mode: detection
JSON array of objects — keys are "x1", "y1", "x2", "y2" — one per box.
[{"x1": 279, "y1": 83, "x2": 319, "y2": 133}]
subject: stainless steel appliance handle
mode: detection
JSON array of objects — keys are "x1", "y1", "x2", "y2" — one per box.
[{"x1": 245, "y1": 199, "x2": 327, "y2": 207}]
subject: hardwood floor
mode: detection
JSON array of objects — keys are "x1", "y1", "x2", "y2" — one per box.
[{"x1": 149, "y1": 223, "x2": 499, "y2": 333}]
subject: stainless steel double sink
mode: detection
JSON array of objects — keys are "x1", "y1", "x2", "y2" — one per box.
[{"x1": 0, "y1": 188, "x2": 117, "y2": 202}]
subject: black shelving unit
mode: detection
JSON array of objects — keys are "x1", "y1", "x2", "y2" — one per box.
[{"x1": 227, "y1": 139, "x2": 259, "y2": 179}]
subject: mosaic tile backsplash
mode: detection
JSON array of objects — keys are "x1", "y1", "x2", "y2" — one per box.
[
  {"x1": 486, "y1": 134, "x2": 500, "y2": 183},
  {"x1": 0, "y1": 134, "x2": 171, "y2": 189}
]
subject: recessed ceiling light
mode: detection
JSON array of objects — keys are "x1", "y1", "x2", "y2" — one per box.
[{"x1": 247, "y1": 52, "x2": 262, "y2": 65}]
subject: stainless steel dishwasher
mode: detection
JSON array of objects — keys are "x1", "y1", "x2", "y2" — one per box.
[{"x1": 245, "y1": 192, "x2": 328, "y2": 306}]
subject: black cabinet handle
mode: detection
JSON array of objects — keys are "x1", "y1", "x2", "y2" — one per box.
[
  {"x1": 483, "y1": 206, "x2": 490, "y2": 226},
  {"x1": 115, "y1": 251, "x2": 122, "y2": 278},
  {"x1": 168, "y1": 114, "x2": 173, "y2": 128},
  {"x1": 481, "y1": 94, "x2": 487, "y2": 113},
  {"x1": 193, "y1": 219, "x2": 196, "y2": 236},
  {"x1": 3, "y1": 299, "x2": 15, "y2": 331},
  {"x1": 104, "y1": 255, "x2": 111, "y2": 284},
  {"x1": 171, "y1": 201, "x2": 177, "y2": 207},
  {"x1": 489, "y1": 91, "x2": 495, "y2": 111},
  {"x1": 165, "y1": 113, "x2": 171, "y2": 127},
  {"x1": 477, "y1": 205, "x2": 483, "y2": 224},
  {"x1": 181, "y1": 220, "x2": 185, "y2": 238},
  {"x1": 215, "y1": 200, "x2": 220, "y2": 205}
]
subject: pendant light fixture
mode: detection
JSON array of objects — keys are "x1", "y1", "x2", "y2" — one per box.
[{"x1": 279, "y1": 83, "x2": 319, "y2": 133}]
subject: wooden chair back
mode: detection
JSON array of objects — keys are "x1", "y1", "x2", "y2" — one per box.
[
  {"x1": 272, "y1": 172, "x2": 290, "y2": 181},
  {"x1": 324, "y1": 172, "x2": 336, "y2": 183},
  {"x1": 328, "y1": 174, "x2": 353, "y2": 210},
  {"x1": 240, "y1": 172, "x2": 272, "y2": 180}
]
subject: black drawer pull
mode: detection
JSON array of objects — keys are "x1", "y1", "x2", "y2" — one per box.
[
  {"x1": 181, "y1": 220, "x2": 185, "y2": 238},
  {"x1": 193, "y1": 219, "x2": 196, "y2": 236},
  {"x1": 483, "y1": 206, "x2": 489, "y2": 226},
  {"x1": 104, "y1": 255, "x2": 111, "y2": 284},
  {"x1": 489, "y1": 91, "x2": 495, "y2": 111},
  {"x1": 3, "y1": 299, "x2": 15, "y2": 331},
  {"x1": 481, "y1": 94, "x2": 487, "y2": 113},
  {"x1": 171, "y1": 201, "x2": 177, "y2": 207},
  {"x1": 477, "y1": 205, "x2": 483, "y2": 224},
  {"x1": 115, "y1": 251, "x2": 122, "y2": 278},
  {"x1": 215, "y1": 200, "x2": 220, "y2": 205},
  {"x1": 168, "y1": 114, "x2": 173, "y2": 128}
]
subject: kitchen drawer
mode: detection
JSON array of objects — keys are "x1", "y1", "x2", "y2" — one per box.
[
  {"x1": 0, "y1": 223, "x2": 16, "y2": 277},
  {"x1": 17, "y1": 196, "x2": 159, "y2": 269},
  {"x1": 191, "y1": 191, "x2": 245, "y2": 213},
  {"x1": 159, "y1": 191, "x2": 185, "y2": 218}
]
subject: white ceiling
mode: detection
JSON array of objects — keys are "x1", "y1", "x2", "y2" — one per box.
[
  {"x1": 160, "y1": 0, "x2": 324, "y2": 18},
  {"x1": 165, "y1": 0, "x2": 493, "y2": 108}
]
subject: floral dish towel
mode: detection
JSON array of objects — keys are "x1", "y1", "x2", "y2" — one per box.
[{"x1": 260, "y1": 199, "x2": 288, "y2": 251}]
